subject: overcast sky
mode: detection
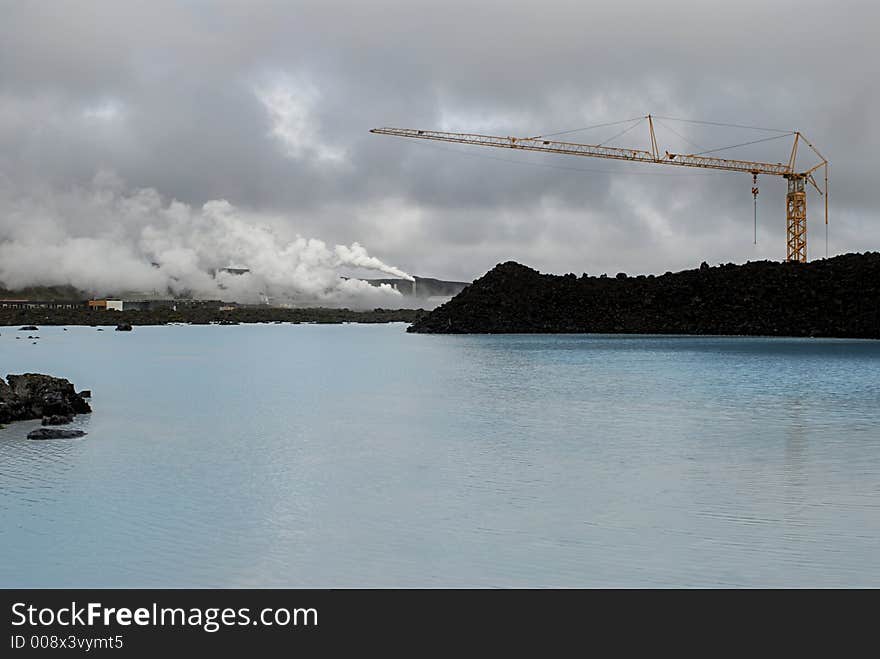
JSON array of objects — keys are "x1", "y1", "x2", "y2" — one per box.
[{"x1": 1, "y1": 0, "x2": 877, "y2": 284}]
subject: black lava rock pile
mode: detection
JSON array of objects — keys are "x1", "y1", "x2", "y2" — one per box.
[
  {"x1": 408, "y1": 252, "x2": 880, "y2": 338},
  {"x1": 0, "y1": 374, "x2": 92, "y2": 425}
]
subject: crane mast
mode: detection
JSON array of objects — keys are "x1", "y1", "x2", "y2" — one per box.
[{"x1": 370, "y1": 115, "x2": 829, "y2": 262}]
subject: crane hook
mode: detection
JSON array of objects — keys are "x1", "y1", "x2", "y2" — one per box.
[{"x1": 751, "y1": 173, "x2": 759, "y2": 245}]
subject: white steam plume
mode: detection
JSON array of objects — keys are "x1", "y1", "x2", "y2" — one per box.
[
  {"x1": 0, "y1": 172, "x2": 415, "y2": 308},
  {"x1": 335, "y1": 243, "x2": 415, "y2": 281}
]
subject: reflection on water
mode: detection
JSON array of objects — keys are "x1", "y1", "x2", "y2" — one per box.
[{"x1": 1, "y1": 325, "x2": 879, "y2": 587}]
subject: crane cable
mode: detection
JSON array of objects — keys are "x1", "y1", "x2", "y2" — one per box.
[
  {"x1": 652, "y1": 115, "x2": 792, "y2": 134},
  {"x1": 529, "y1": 116, "x2": 645, "y2": 140},
  {"x1": 596, "y1": 117, "x2": 645, "y2": 147},
  {"x1": 692, "y1": 132, "x2": 796, "y2": 156},
  {"x1": 654, "y1": 118, "x2": 707, "y2": 152},
  {"x1": 825, "y1": 162, "x2": 830, "y2": 258}
]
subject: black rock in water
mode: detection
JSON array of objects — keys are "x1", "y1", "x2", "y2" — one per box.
[
  {"x1": 408, "y1": 253, "x2": 880, "y2": 338},
  {"x1": 0, "y1": 374, "x2": 92, "y2": 424},
  {"x1": 115, "y1": 323, "x2": 133, "y2": 331},
  {"x1": 28, "y1": 428, "x2": 86, "y2": 440},
  {"x1": 19, "y1": 325, "x2": 38, "y2": 331},
  {"x1": 78, "y1": 390, "x2": 92, "y2": 398},
  {"x1": 42, "y1": 414, "x2": 74, "y2": 426}
]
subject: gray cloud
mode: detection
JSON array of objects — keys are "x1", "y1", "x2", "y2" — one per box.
[{"x1": 0, "y1": 0, "x2": 876, "y2": 289}]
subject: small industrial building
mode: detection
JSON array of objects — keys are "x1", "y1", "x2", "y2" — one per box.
[{"x1": 88, "y1": 299, "x2": 124, "y2": 311}]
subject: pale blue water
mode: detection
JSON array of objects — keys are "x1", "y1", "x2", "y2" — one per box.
[{"x1": 1, "y1": 323, "x2": 879, "y2": 587}]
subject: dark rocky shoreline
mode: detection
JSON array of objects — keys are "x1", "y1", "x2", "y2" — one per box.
[
  {"x1": 0, "y1": 306, "x2": 426, "y2": 327},
  {"x1": 408, "y1": 252, "x2": 880, "y2": 338},
  {"x1": 0, "y1": 374, "x2": 91, "y2": 438}
]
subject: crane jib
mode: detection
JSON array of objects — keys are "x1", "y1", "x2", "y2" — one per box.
[{"x1": 369, "y1": 127, "x2": 796, "y2": 177}]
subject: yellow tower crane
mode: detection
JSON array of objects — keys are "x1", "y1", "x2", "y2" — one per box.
[{"x1": 370, "y1": 115, "x2": 829, "y2": 262}]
